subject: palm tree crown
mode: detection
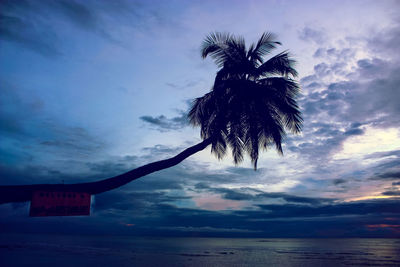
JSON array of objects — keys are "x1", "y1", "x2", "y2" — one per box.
[{"x1": 189, "y1": 32, "x2": 302, "y2": 169}]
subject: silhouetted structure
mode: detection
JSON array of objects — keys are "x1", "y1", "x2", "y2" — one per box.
[{"x1": 0, "y1": 32, "x2": 302, "y2": 204}]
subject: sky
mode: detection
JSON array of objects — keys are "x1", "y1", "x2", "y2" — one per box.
[{"x1": 0, "y1": 0, "x2": 400, "y2": 237}]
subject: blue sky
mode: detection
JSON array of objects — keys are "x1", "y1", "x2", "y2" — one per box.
[{"x1": 1, "y1": 0, "x2": 400, "y2": 237}]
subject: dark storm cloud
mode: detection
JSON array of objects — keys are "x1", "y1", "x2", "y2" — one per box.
[{"x1": 140, "y1": 111, "x2": 188, "y2": 131}]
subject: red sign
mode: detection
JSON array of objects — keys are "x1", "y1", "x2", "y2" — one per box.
[{"x1": 30, "y1": 191, "x2": 91, "y2": 217}]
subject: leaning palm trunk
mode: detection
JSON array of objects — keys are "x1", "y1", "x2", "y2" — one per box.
[{"x1": 0, "y1": 138, "x2": 212, "y2": 204}]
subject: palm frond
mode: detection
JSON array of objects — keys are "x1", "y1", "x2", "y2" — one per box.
[
  {"x1": 202, "y1": 32, "x2": 250, "y2": 69},
  {"x1": 201, "y1": 32, "x2": 232, "y2": 67},
  {"x1": 258, "y1": 77, "x2": 302, "y2": 134},
  {"x1": 211, "y1": 131, "x2": 227, "y2": 160},
  {"x1": 255, "y1": 51, "x2": 298, "y2": 78},
  {"x1": 248, "y1": 32, "x2": 281, "y2": 65},
  {"x1": 201, "y1": 32, "x2": 232, "y2": 58}
]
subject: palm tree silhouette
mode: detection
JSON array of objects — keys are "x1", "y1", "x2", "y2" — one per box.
[
  {"x1": 0, "y1": 32, "x2": 302, "y2": 204},
  {"x1": 190, "y1": 32, "x2": 302, "y2": 169}
]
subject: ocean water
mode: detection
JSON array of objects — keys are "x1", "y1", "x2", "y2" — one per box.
[{"x1": 1, "y1": 234, "x2": 399, "y2": 266}]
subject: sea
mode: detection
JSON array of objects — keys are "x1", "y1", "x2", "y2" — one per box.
[{"x1": 1, "y1": 233, "x2": 399, "y2": 266}]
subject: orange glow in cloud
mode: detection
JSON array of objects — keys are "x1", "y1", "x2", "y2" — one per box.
[
  {"x1": 367, "y1": 224, "x2": 400, "y2": 228},
  {"x1": 346, "y1": 195, "x2": 397, "y2": 202},
  {"x1": 192, "y1": 194, "x2": 245, "y2": 211}
]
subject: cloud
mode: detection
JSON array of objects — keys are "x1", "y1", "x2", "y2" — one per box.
[
  {"x1": 0, "y1": 79, "x2": 107, "y2": 169},
  {"x1": 194, "y1": 185, "x2": 336, "y2": 205},
  {"x1": 93, "y1": 189, "x2": 191, "y2": 213},
  {"x1": 368, "y1": 17, "x2": 400, "y2": 57},
  {"x1": 363, "y1": 150, "x2": 400, "y2": 160},
  {"x1": 378, "y1": 171, "x2": 400, "y2": 180},
  {"x1": 256, "y1": 199, "x2": 400, "y2": 219},
  {"x1": 370, "y1": 171, "x2": 400, "y2": 181},
  {"x1": 165, "y1": 79, "x2": 205, "y2": 90},
  {"x1": 1, "y1": 132, "x2": 399, "y2": 237},
  {"x1": 54, "y1": 0, "x2": 99, "y2": 31},
  {"x1": 50, "y1": 0, "x2": 119, "y2": 42},
  {"x1": 0, "y1": 0, "x2": 61, "y2": 57},
  {"x1": 289, "y1": 20, "x2": 400, "y2": 166},
  {"x1": 344, "y1": 128, "x2": 364, "y2": 136},
  {"x1": 382, "y1": 190, "x2": 400, "y2": 196},
  {"x1": 332, "y1": 178, "x2": 346, "y2": 185},
  {"x1": 2, "y1": 196, "x2": 399, "y2": 237},
  {"x1": 298, "y1": 26, "x2": 326, "y2": 44},
  {"x1": 0, "y1": 0, "x2": 174, "y2": 56},
  {"x1": 0, "y1": 13, "x2": 60, "y2": 57},
  {"x1": 39, "y1": 125, "x2": 105, "y2": 157},
  {"x1": 140, "y1": 111, "x2": 189, "y2": 131},
  {"x1": 0, "y1": 81, "x2": 37, "y2": 137},
  {"x1": 1, "y1": 1, "x2": 400, "y2": 239}
]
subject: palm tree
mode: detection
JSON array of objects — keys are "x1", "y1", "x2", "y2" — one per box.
[
  {"x1": 0, "y1": 32, "x2": 302, "y2": 204},
  {"x1": 190, "y1": 32, "x2": 302, "y2": 169}
]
